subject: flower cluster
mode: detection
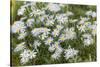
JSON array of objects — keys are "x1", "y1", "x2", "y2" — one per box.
[{"x1": 11, "y1": 2, "x2": 96, "y2": 65}]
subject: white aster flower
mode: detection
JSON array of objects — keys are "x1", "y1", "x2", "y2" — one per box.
[
  {"x1": 64, "y1": 27, "x2": 76, "y2": 40},
  {"x1": 82, "y1": 34, "x2": 93, "y2": 46},
  {"x1": 18, "y1": 6, "x2": 26, "y2": 16},
  {"x1": 52, "y1": 29, "x2": 60, "y2": 37},
  {"x1": 86, "y1": 10, "x2": 96, "y2": 18},
  {"x1": 51, "y1": 46, "x2": 63, "y2": 60},
  {"x1": 44, "y1": 37, "x2": 53, "y2": 45},
  {"x1": 59, "y1": 34, "x2": 66, "y2": 42},
  {"x1": 56, "y1": 14, "x2": 68, "y2": 24},
  {"x1": 56, "y1": 25, "x2": 63, "y2": 30},
  {"x1": 77, "y1": 24, "x2": 86, "y2": 32},
  {"x1": 40, "y1": 33, "x2": 48, "y2": 40},
  {"x1": 46, "y1": 19, "x2": 54, "y2": 26},
  {"x1": 33, "y1": 40, "x2": 41, "y2": 51},
  {"x1": 11, "y1": 21, "x2": 26, "y2": 33},
  {"x1": 14, "y1": 42, "x2": 26, "y2": 52},
  {"x1": 51, "y1": 52, "x2": 61, "y2": 60},
  {"x1": 18, "y1": 32, "x2": 27, "y2": 40},
  {"x1": 20, "y1": 49, "x2": 37, "y2": 64},
  {"x1": 48, "y1": 45, "x2": 56, "y2": 52},
  {"x1": 92, "y1": 12, "x2": 96, "y2": 18},
  {"x1": 31, "y1": 28, "x2": 50, "y2": 36},
  {"x1": 64, "y1": 46, "x2": 79, "y2": 60},
  {"x1": 29, "y1": 50, "x2": 37, "y2": 59},
  {"x1": 47, "y1": 3, "x2": 61, "y2": 12},
  {"x1": 85, "y1": 10, "x2": 92, "y2": 16},
  {"x1": 26, "y1": 18, "x2": 34, "y2": 27}
]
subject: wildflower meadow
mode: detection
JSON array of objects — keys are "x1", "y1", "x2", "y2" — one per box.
[{"x1": 11, "y1": 1, "x2": 97, "y2": 66}]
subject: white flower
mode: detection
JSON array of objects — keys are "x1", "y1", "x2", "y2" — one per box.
[
  {"x1": 56, "y1": 25, "x2": 63, "y2": 30},
  {"x1": 14, "y1": 42, "x2": 26, "y2": 52},
  {"x1": 51, "y1": 46, "x2": 63, "y2": 60},
  {"x1": 86, "y1": 11, "x2": 96, "y2": 18},
  {"x1": 56, "y1": 14, "x2": 68, "y2": 24},
  {"x1": 64, "y1": 46, "x2": 79, "y2": 60},
  {"x1": 64, "y1": 27, "x2": 76, "y2": 40},
  {"x1": 83, "y1": 38, "x2": 93, "y2": 46},
  {"x1": 82, "y1": 34, "x2": 93, "y2": 46},
  {"x1": 18, "y1": 6, "x2": 26, "y2": 16},
  {"x1": 26, "y1": 18, "x2": 34, "y2": 27},
  {"x1": 46, "y1": 19, "x2": 54, "y2": 26},
  {"x1": 86, "y1": 10, "x2": 92, "y2": 16},
  {"x1": 59, "y1": 34, "x2": 66, "y2": 42},
  {"x1": 78, "y1": 17, "x2": 90, "y2": 24},
  {"x1": 48, "y1": 45, "x2": 56, "y2": 52},
  {"x1": 20, "y1": 49, "x2": 37, "y2": 64},
  {"x1": 52, "y1": 29, "x2": 59, "y2": 37},
  {"x1": 47, "y1": 3, "x2": 61, "y2": 12},
  {"x1": 92, "y1": 12, "x2": 96, "y2": 18},
  {"x1": 40, "y1": 33, "x2": 48, "y2": 40},
  {"x1": 77, "y1": 24, "x2": 86, "y2": 32},
  {"x1": 51, "y1": 52, "x2": 61, "y2": 60},
  {"x1": 11, "y1": 21, "x2": 26, "y2": 33},
  {"x1": 29, "y1": 50, "x2": 37, "y2": 59},
  {"x1": 33, "y1": 40, "x2": 41, "y2": 51},
  {"x1": 31, "y1": 28, "x2": 50, "y2": 36},
  {"x1": 18, "y1": 32, "x2": 27, "y2": 40},
  {"x1": 44, "y1": 37, "x2": 53, "y2": 45}
]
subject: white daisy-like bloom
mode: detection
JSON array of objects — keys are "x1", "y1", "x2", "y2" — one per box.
[
  {"x1": 64, "y1": 27, "x2": 76, "y2": 40},
  {"x1": 31, "y1": 28, "x2": 50, "y2": 36},
  {"x1": 56, "y1": 25, "x2": 63, "y2": 31},
  {"x1": 29, "y1": 9, "x2": 45, "y2": 17},
  {"x1": 64, "y1": 46, "x2": 79, "y2": 60},
  {"x1": 46, "y1": 19, "x2": 54, "y2": 26},
  {"x1": 39, "y1": 15, "x2": 48, "y2": 22},
  {"x1": 82, "y1": 34, "x2": 93, "y2": 46},
  {"x1": 18, "y1": 32, "x2": 27, "y2": 40},
  {"x1": 78, "y1": 22, "x2": 91, "y2": 32},
  {"x1": 11, "y1": 21, "x2": 26, "y2": 33},
  {"x1": 91, "y1": 22, "x2": 96, "y2": 36},
  {"x1": 83, "y1": 38, "x2": 93, "y2": 46},
  {"x1": 47, "y1": 3, "x2": 61, "y2": 12},
  {"x1": 39, "y1": 33, "x2": 48, "y2": 40},
  {"x1": 14, "y1": 42, "x2": 26, "y2": 52},
  {"x1": 48, "y1": 45, "x2": 56, "y2": 52},
  {"x1": 85, "y1": 10, "x2": 92, "y2": 16},
  {"x1": 20, "y1": 49, "x2": 37, "y2": 64},
  {"x1": 18, "y1": 6, "x2": 26, "y2": 16},
  {"x1": 44, "y1": 37, "x2": 53, "y2": 45},
  {"x1": 51, "y1": 52, "x2": 61, "y2": 60},
  {"x1": 92, "y1": 12, "x2": 96, "y2": 18},
  {"x1": 26, "y1": 18, "x2": 34, "y2": 27},
  {"x1": 33, "y1": 40, "x2": 41, "y2": 51},
  {"x1": 78, "y1": 17, "x2": 90, "y2": 24},
  {"x1": 86, "y1": 10, "x2": 96, "y2": 18},
  {"x1": 52, "y1": 29, "x2": 60, "y2": 37},
  {"x1": 56, "y1": 14, "x2": 68, "y2": 24},
  {"x1": 29, "y1": 50, "x2": 37, "y2": 59},
  {"x1": 51, "y1": 46, "x2": 63, "y2": 60},
  {"x1": 77, "y1": 24, "x2": 86, "y2": 32},
  {"x1": 59, "y1": 34, "x2": 66, "y2": 42}
]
